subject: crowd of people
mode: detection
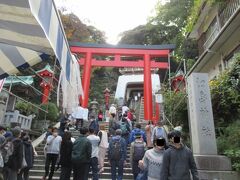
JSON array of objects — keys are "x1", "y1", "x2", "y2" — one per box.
[
  {"x1": 0, "y1": 103, "x2": 199, "y2": 180},
  {"x1": 40, "y1": 103, "x2": 199, "y2": 180},
  {"x1": 0, "y1": 126, "x2": 35, "y2": 180}
]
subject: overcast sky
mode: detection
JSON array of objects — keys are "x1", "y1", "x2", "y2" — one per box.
[{"x1": 56, "y1": 0, "x2": 168, "y2": 44}]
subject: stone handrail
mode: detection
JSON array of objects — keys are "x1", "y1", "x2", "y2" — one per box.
[
  {"x1": 32, "y1": 122, "x2": 60, "y2": 148},
  {"x1": 4, "y1": 110, "x2": 32, "y2": 130}
]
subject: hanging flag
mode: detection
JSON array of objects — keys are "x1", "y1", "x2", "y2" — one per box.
[{"x1": 0, "y1": 78, "x2": 5, "y2": 92}]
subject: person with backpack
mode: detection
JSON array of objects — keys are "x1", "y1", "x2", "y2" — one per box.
[
  {"x1": 4, "y1": 127, "x2": 23, "y2": 180},
  {"x1": 160, "y1": 130, "x2": 199, "y2": 180},
  {"x1": 108, "y1": 129, "x2": 127, "y2": 180},
  {"x1": 151, "y1": 121, "x2": 168, "y2": 144},
  {"x1": 87, "y1": 128, "x2": 100, "y2": 180},
  {"x1": 18, "y1": 133, "x2": 34, "y2": 180},
  {"x1": 42, "y1": 127, "x2": 62, "y2": 180},
  {"x1": 109, "y1": 118, "x2": 120, "y2": 136},
  {"x1": 138, "y1": 137, "x2": 166, "y2": 180},
  {"x1": 97, "y1": 124, "x2": 109, "y2": 174},
  {"x1": 130, "y1": 134, "x2": 146, "y2": 179},
  {"x1": 72, "y1": 127, "x2": 92, "y2": 180},
  {"x1": 120, "y1": 114, "x2": 131, "y2": 145},
  {"x1": 129, "y1": 123, "x2": 147, "y2": 144},
  {"x1": 59, "y1": 131, "x2": 73, "y2": 180}
]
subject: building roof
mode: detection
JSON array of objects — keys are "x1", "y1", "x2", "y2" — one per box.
[
  {"x1": 4, "y1": 76, "x2": 34, "y2": 86},
  {"x1": 69, "y1": 42, "x2": 176, "y2": 51}
]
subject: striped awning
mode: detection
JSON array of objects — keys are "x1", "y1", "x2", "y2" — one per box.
[{"x1": 0, "y1": 0, "x2": 72, "y2": 81}]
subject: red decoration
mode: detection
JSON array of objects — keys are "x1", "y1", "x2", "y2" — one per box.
[
  {"x1": 103, "y1": 88, "x2": 110, "y2": 110},
  {"x1": 37, "y1": 65, "x2": 54, "y2": 104},
  {"x1": 171, "y1": 75, "x2": 185, "y2": 92}
]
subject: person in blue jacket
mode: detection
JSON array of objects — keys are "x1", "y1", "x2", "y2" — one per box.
[{"x1": 129, "y1": 123, "x2": 147, "y2": 143}]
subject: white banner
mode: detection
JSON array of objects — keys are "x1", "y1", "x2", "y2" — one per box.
[{"x1": 0, "y1": 79, "x2": 5, "y2": 92}]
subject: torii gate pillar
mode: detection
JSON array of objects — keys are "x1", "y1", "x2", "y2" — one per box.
[
  {"x1": 81, "y1": 52, "x2": 92, "y2": 108},
  {"x1": 143, "y1": 54, "x2": 153, "y2": 121}
]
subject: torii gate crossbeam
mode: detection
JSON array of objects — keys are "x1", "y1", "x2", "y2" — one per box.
[{"x1": 70, "y1": 42, "x2": 175, "y2": 122}]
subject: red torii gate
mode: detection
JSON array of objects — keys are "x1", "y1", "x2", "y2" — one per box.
[{"x1": 70, "y1": 42, "x2": 175, "y2": 122}]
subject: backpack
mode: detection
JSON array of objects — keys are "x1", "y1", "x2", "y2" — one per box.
[
  {"x1": 133, "y1": 140, "x2": 145, "y2": 161},
  {"x1": 120, "y1": 122, "x2": 128, "y2": 134},
  {"x1": 110, "y1": 139, "x2": 121, "y2": 160},
  {"x1": 1, "y1": 140, "x2": 14, "y2": 164},
  {"x1": 154, "y1": 127, "x2": 164, "y2": 140}
]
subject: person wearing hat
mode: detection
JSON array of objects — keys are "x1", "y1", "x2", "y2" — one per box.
[
  {"x1": 130, "y1": 133, "x2": 146, "y2": 179},
  {"x1": 160, "y1": 130, "x2": 199, "y2": 180}
]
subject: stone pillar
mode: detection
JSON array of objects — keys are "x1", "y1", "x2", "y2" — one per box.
[
  {"x1": 187, "y1": 73, "x2": 240, "y2": 179},
  {"x1": 187, "y1": 73, "x2": 217, "y2": 154}
]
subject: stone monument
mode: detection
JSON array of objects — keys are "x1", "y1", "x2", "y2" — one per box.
[
  {"x1": 187, "y1": 73, "x2": 239, "y2": 179},
  {"x1": 90, "y1": 99, "x2": 99, "y2": 118}
]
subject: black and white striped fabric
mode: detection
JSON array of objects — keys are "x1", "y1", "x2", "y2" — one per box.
[{"x1": 0, "y1": 0, "x2": 72, "y2": 81}]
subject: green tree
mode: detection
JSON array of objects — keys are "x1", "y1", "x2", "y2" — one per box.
[
  {"x1": 59, "y1": 12, "x2": 106, "y2": 43},
  {"x1": 209, "y1": 54, "x2": 240, "y2": 127},
  {"x1": 39, "y1": 103, "x2": 59, "y2": 122}
]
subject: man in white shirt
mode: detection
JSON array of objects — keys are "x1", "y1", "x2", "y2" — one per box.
[
  {"x1": 87, "y1": 128, "x2": 100, "y2": 180},
  {"x1": 43, "y1": 127, "x2": 62, "y2": 180},
  {"x1": 109, "y1": 104, "x2": 117, "y2": 118}
]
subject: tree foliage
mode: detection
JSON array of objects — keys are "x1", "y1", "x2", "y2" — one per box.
[
  {"x1": 119, "y1": 0, "x2": 193, "y2": 46},
  {"x1": 89, "y1": 67, "x2": 120, "y2": 105},
  {"x1": 39, "y1": 103, "x2": 59, "y2": 122},
  {"x1": 59, "y1": 12, "x2": 106, "y2": 43},
  {"x1": 209, "y1": 53, "x2": 240, "y2": 127},
  {"x1": 118, "y1": 0, "x2": 196, "y2": 82}
]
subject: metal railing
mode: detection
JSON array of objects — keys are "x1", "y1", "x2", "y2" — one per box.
[
  {"x1": 203, "y1": 24, "x2": 220, "y2": 50},
  {"x1": 219, "y1": 0, "x2": 240, "y2": 27},
  {"x1": 203, "y1": 0, "x2": 240, "y2": 50}
]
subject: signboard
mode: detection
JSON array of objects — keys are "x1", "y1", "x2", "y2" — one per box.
[{"x1": 155, "y1": 94, "x2": 163, "y2": 103}]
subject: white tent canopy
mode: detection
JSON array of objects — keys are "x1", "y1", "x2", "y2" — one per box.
[{"x1": 0, "y1": 0, "x2": 83, "y2": 112}]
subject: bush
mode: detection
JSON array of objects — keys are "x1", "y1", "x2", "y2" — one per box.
[
  {"x1": 217, "y1": 120, "x2": 240, "y2": 171},
  {"x1": 15, "y1": 101, "x2": 38, "y2": 116},
  {"x1": 210, "y1": 53, "x2": 240, "y2": 127},
  {"x1": 39, "y1": 102, "x2": 59, "y2": 122},
  {"x1": 224, "y1": 149, "x2": 240, "y2": 171}
]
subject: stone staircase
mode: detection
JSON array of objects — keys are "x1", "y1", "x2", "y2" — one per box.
[
  {"x1": 29, "y1": 126, "x2": 134, "y2": 180},
  {"x1": 138, "y1": 97, "x2": 144, "y2": 122}
]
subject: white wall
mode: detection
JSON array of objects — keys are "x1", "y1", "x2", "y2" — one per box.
[{"x1": 115, "y1": 74, "x2": 161, "y2": 100}]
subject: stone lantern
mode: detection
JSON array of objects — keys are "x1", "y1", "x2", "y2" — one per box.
[
  {"x1": 36, "y1": 64, "x2": 54, "y2": 104},
  {"x1": 90, "y1": 98, "x2": 99, "y2": 117}
]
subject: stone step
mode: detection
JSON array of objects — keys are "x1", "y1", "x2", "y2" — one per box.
[
  {"x1": 31, "y1": 164, "x2": 133, "y2": 173},
  {"x1": 29, "y1": 170, "x2": 133, "y2": 179},
  {"x1": 33, "y1": 160, "x2": 131, "y2": 168},
  {"x1": 29, "y1": 176, "x2": 133, "y2": 180},
  {"x1": 32, "y1": 128, "x2": 134, "y2": 180}
]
